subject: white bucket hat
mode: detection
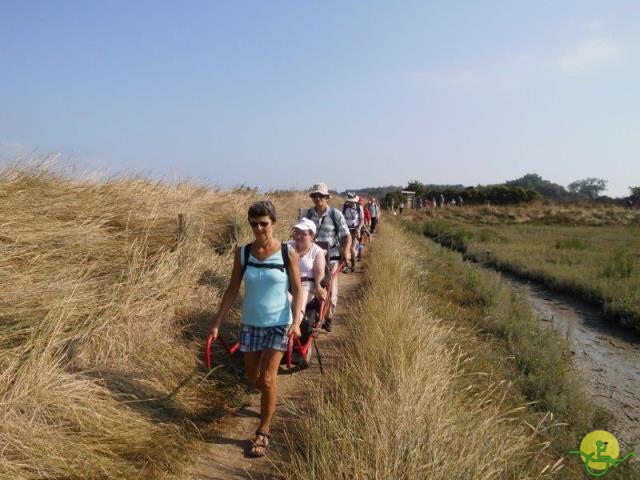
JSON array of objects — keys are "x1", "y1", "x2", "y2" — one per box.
[
  {"x1": 346, "y1": 192, "x2": 359, "y2": 203},
  {"x1": 309, "y1": 182, "x2": 331, "y2": 197},
  {"x1": 293, "y1": 217, "x2": 317, "y2": 235}
]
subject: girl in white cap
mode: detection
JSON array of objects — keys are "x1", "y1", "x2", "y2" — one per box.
[{"x1": 288, "y1": 217, "x2": 328, "y2": 308}]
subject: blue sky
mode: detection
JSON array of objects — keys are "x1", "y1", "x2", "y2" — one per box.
[{"x1": 1, "y1": 1, "x2": 639, "y2": 196}]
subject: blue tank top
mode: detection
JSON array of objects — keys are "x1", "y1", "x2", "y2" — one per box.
[{"x1": 240, "y1": 245, "x2": 292, "y2": 327}]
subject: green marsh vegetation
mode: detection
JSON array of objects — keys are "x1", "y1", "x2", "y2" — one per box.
[
  {"x1": 399, "y1": 219, "x2": 639, "y2": 479},
  {"x1": 412, "y1": 205, "x2": 640, "y2": 332}
]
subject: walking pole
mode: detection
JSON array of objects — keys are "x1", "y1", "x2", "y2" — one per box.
[{"x1": 313, "y1": 337, "x2": 324, "y2": 375}]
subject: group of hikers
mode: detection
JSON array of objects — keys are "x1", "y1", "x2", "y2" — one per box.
[
  {"x1": 208, "y1": 182, "x2": 381, "y2": 457},
  {"x1": 395, "y1": 194, "x2": 464, "y2": 213}
]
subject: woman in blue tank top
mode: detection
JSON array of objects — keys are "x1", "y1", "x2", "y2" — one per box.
[{"x1": 210, "y1": 201, "x2": 302, "y2": 457}]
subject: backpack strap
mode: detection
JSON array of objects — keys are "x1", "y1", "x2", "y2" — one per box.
[
  {"x1": 281, "y1": 243, "x2": 291, "y2": 294},
  {"x1": 240, "y1": 242, "x2": 252, "y2": 278},
  {"x1": 328, "y1": 207, "x2": 339, "y2": 236}
]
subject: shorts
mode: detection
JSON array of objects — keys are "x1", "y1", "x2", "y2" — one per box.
[{"x1": 239, "y1": 324, "x2": 289, "y2": 353}]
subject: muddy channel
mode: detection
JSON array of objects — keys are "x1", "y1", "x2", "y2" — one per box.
[{"x1": 495, "y1": 271, "x2": 640, "y2": 450}]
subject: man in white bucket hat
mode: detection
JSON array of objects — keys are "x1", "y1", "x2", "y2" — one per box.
[{"x1": 300, "y1": 182, "x2": 350, "y2": 332}]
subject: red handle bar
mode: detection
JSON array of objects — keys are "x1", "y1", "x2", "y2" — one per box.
[
  {"x1": 205, "y1": 260, "x2": 346, "y2": 370},
  {"x1": 204, "y1": 333, "x2": 240, "y2": 369}
]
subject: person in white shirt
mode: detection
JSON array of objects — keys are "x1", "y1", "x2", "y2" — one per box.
[{"x1": 287, "y1": 218, "x2": 327, "y2": 309}]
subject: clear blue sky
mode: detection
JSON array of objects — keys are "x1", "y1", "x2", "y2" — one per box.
[{"x1": 1, "y1": 1, "x2": 639, "y2": 196}]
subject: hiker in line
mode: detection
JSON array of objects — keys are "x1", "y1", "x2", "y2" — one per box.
[
  {"x1": 399, "y1": 201, "x2": 405, "y2": 214},
  {"x1": 439, "y1": 194, "x2": 445, "y2": 208},
  {"x1": 367, "y1": 197, "x2": 380, "y2": 233},
  {"x1": 359, "y1": 197, "x2": 371, "y2": 259},
  {"x1": 209, "y1": 200, "x2": 303, "y2": 457},
  {"x1": 361, "y1": 197, "x2": 371, "y2": 231},
  {"x1": 302, "y1": 182, "x2": 351, "y2": 332},
  {"x1": 343, "y1": 193, "x2": 364, "y2": 271},
  {"x1": 287, "y1": 218, "x2": 327, "y2": 309}
]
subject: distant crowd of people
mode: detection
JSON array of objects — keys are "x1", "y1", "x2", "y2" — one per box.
[
  {"x1": 208, "y1": 182, "x2": 380, "y2": 457},
  {"x1": 393, "y1": 194, "x2": 465, "y2": 214}
]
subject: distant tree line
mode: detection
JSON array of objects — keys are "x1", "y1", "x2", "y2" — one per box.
[
  {"x1": 341, "y1": 185, "x2": 404, "y2": 199},
  {"x1": 629, "y1": 186, "x2": 640, "y2": 208},
  {"x1": 353, "y1": 174, "x2": 636, "y2": 208},
  {"x1": 381, "y1": 180, "x2": 541, "y2": 207},
  {"x1": 505, "y1": 174, "x2": 620, "y2": 203},
  {"x1": 350, "y1": 173, "x2": 640, "y2": 208},
  {"x1": 505, "y1": 174, "x2": 570, "y2": 200}
]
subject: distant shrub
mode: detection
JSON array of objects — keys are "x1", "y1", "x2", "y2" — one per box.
[{"x1": 555, "y1": 237, "x2": 589, "y2": 250}]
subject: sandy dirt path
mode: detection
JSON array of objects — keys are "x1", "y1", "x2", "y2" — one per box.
[{"x1": 185, "y1": 265, "x2": 363, "y2": 480}]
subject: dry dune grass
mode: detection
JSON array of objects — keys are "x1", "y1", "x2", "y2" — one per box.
[
  {"x1": 0, "y1": 164, "x2": 312, "y2": 479},
  {"x1": 282, "y1": 223, "x2": 564, "y2": 480}
]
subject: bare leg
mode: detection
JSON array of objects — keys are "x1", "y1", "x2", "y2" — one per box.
[
  {"x1": 243, "y1": 351, "x2": 262, "y2": 388},
  {"x1": 329, "y1": 262, "x2": 339, "y2": 319},
  {"x1": 255, "y1": 348, "x2": 285, "y2": 434}
]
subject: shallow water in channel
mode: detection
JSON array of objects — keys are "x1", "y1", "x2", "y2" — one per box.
[{"x1": 494, "y1": 270, "x2": 640, "y2": 450}]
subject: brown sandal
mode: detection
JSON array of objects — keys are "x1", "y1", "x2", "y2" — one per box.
[{"x1": 249, "y1": 430, "x2": 270, "y2": 457}]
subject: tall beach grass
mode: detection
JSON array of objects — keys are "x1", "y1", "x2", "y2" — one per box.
[{"x1": 0, "y1": 164, "x2": 310, "y2": 478}]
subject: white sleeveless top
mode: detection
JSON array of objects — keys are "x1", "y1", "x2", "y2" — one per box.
[{"x1": 287, "y1": 241, "x2": 326, "y2": 281}]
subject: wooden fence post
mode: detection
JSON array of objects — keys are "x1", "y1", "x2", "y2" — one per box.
[{"x1": 176, "y1": 213, "x2": 186, "y2": 244}]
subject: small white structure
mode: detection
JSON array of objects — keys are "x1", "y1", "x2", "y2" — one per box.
[{"x1": 401, "y1": 190, "x2": 416, "y2": 208}]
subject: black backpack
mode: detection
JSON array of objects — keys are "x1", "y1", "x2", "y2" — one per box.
[{"x1": 240, "y1": 242, "x2": 292, "y2": 293}]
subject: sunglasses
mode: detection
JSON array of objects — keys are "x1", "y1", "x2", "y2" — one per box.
[
  {"x1": 294, "y1": 229, "x2": 312, "y2": 236},
  {"x1": 249, "y1": 221, "x2": 271, "y2": 228},
  {"x1": 310, "y1": 194, "x2": 328, "y2": 199}
]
